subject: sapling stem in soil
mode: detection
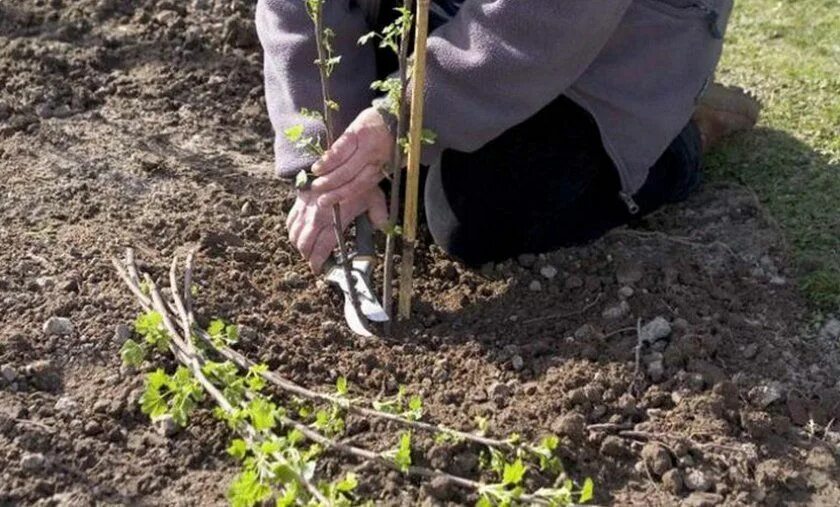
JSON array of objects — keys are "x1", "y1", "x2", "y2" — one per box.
[
  {"x1": 309, "y1": 0, "x2": 365, "y2": 327},
  {"x1": 381, "y1": 0, "x2": 413, "y2": 328},
  {"x1": 398, "y1": 0, "x2": 431, "y2": 320}
]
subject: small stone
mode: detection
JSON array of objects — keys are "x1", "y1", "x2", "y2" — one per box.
[
  {"x1": 564, "y1": 275, "x2": 583, "y2": 289},
  {"x1": 21, "y1": 452, "x2": 46, "y2": 471},
  {"x1": 35, "y1": 276, "x2": 55, "y2": 290},
  {"x1": 114, "y1": 324, "x2": 131, "y2": 343},
  {"x1": 748, "y1": 382, "x2": 784, "y2": 408},
  {"x1": 662, "y1": 469, "x2": 684, "y2": 494},
  {"x1": 424, "y1": 476, "x2": 453, "y2": 501},
  {"x1": 511, "y1": 355, "x2": 524, "y2": 371},
  {"x1": 678, "y1": 454, "x2": 696, "y2": 468},
  {"x1": 769, "y1": 276, "x2": 786, "y2": 286},
  {"x1": 528, "y1": 280, "x2": 542, "y2": 292},
  {"x1": 54, "y1": 396, "x2": 79, "y2": 413},
  {"x1": 682, "y1": 492, "x2": 724, "y2": 507},
  {"x1": 487, "y1": 382, "x2": 511, "y2": 403},
  {"x1": 602, "y1": 300, "x2": 630, "y2": 320},
  {"x1": 550, "y1": 412, "x2": 586, "y2": 442},
  {"x1": 600, "y1": 435, "x2": 632, "y2": 458},
  {"x1": 43, "y1": 317, "x2": 74, "y2": 336},
  {"x1": 618, "y1": 286, "x2": 634, "y2": 299},
  {"x1": 517, "y1": 253, "x2": 536, "y2": 268},
  {"x1": 647, "y1": 360, "x2": 665, "y2": 382},
  {"x1": 684, "y1": 468, "x2": 711, "y2": 492},
  {"x1": 574, "y1": 323, "x2": 600, "y2": 341},
  {"x1": 641, "y1": 443, "x2": 673, "y2": 476},
  {"x1": 640, "y1": 317, "x2": 672, "y2": 343},
  {"x1": 1, "y1": 364, "x2": 16, "y2": 383},
  {"x1": 742, "y1": 343, "x2": 759, "y2": 359},
  {"x1": 539, "y1": 265, "x2": 558, "y2": 280},
  {"x1": 240, "y1": 201, "x2": 255, "y2": 216},
  {"x1": 820, "y1": 319, "x2": 840, "y2": 340},
  {"x1": 153, "y1": 415, "x2": 179, "y2": 437},
  {"x1": 673, "y1": 318, "x2": 690, "y2": 332},
  {"x1": 616, "y1": 261, "x2": 644, "y2": 285},
  {"x1": 84, "y1": 420, "x2": 102, "y2": 435}
]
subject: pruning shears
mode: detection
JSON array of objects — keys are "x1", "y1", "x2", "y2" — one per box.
[{"x1": 324, "y1": 216, "x2": 388, "y2": 336}]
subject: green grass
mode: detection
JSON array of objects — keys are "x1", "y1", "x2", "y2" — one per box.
[{"x1": 705, "y1": 0, "x2": 840, "y2": 309}]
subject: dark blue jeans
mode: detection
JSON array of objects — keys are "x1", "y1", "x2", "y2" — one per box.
[{"x1": 423, "y1": 95, "x2": 702, "y2": 266}]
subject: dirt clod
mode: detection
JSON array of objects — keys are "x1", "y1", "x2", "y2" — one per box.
[{"x1": 641, "y1": 443, "x2": 673, "y2": 476}]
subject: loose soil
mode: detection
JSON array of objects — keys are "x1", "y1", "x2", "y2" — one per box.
[{"x1": 2, "y1": 1, "x2": 839, "y2": 506}]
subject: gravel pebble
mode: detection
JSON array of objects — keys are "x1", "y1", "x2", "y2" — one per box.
[
  {"x1": 539, "y1": 265, "x2": 558, "y2": 280},
  {"x1": 820, "y1": 319, "x2": 840, "y2": 340},
  {"x1": 43, "y1": 316, "x2": 74, "y2": 336},
  {"x1": 641, "y1": 443, "x2": 673, "y2": 476},
  {"x1": 640, "y1": 316, "x2": 672, "y2": 343},
  {"x1": 602, "y1": 301, "x2": 630, "y2": 320},
  {"x1": 748, "y1": 382, "x2": 784, "y2": 408},
  {"x1": 511, "y1": 355, "x2": 524, "y2": 371},
  {"x1": 662, "y1": 469, "x2": 684, "y2": 494},
  {"x1": 684, "y1": 468, "x2": 711, "y2": 492},
  {"x1": 1, "y1": 363, "x2": 16, "y2": 383},
  {"x1": 550, "y1": 412, "x2": 586, "y2": 442},
  {"x1": 154, "y1": 415, "x2": 179, "y2": 437},
  {"x1": 21, "y1": 452, "x2": 46, "y2": 471},
  {"x1": 528, "y1": 280, "x2": 542, "y2": 292}
]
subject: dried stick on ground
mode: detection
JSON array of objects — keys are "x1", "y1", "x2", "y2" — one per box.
[
  {"x1": 115, "y1": 250, "x2": 523, "y2": 455},
  {"x1": 113, "y1": 252, "x2": 580, "y2": 506},
  {"x1": 137, "y1": 269, "x2": 329, "y2": 503},
  {"x1": 398, "y1": 0, "x2": 431, "y2": 320},
  {"x1": 382, "y1": 0, "x2": 413, "y2": 329}
]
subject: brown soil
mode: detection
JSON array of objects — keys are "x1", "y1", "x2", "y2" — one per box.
[{"x1": 2, "y1": 1, "x2": 840, "y2": 506}]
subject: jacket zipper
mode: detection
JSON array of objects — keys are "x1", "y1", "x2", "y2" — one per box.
[
  {"x1": 618, "y1": 191, "x2": 640, "y2": 215},
  {"x1": 692, "y1": 1, "x2": 723, "y2": 39}
]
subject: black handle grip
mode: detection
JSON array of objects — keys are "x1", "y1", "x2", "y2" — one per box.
[{"x1": 355, "y1": 215, "x2": 375, "y2": 256}]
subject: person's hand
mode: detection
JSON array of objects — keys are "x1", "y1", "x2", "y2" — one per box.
[
  {"x1": 286, "y1": 186, "x2": 388, "y2": 273},
  {"x1": 309, "y1": 107, "x2": 394, "y2": 208}
]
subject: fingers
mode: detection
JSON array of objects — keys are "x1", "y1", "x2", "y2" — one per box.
[
  {"x1": 312, "y1": 131, "x2": 358, "y2": 176},
  {"x1": 315, "y1": 164, "x2": 383, "y2": 208},
  {"x1": 309, "y1": 153, "x2": 369, "y2": 194},
  {"x1": 366, "y1": 189, "x2": 389, "y2": 230},
  {"x1": 308, "y1": 227, "x2": 336, "y2": 273}
]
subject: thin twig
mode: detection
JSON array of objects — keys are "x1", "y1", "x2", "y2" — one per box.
[
  {"x1": 116, "y1": 253, "x2": 519, "y2": 454},
  {"x1": 143, "y1": 266, "x2": 329, "y2": 504},
  {"x1": 281, "y1": 416, "x2": 553, "y2": 505},
  {"x1": 628, "y1": 318, "x2": 644, "y2": 396},
  {"x1": 311, "y1": 0, "x2": 366, "y2": 331},
  {"x1": 608, "y1": 228, "x2": 740, "y2": 260},
  {"x1": 522, "y1": 294, "x2": 603, "y2": 325}
]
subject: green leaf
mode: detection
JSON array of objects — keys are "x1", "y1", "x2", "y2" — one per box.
[
  {"x1": 394, "y1": 432, "x2": 412, "y2": 472},
  {"x1": 336, "y1": 376, "x2": 348, "y2": 396},
  {"x1": 119, "y1": 338, "x2": 146, "y2": 366},
  {"x1": 228, "y1": 470, "x2": 271, "y2": 507},
  {"x1": 295, "y1": 170, "x2": 311, "y2": 190},
  {"x1": 140, "y1": 369, "x2": 170, "y2": 418},
  {"x1": 135, "y1": 311, "x2": 169, "y2": 351},
  {"x1": 247, "y1": 398, "x2": 276, "y2": 431},
  {"x1": 283, "y1": 124, "x2": 305, "y2": 143},
  {"x1": 207, "y1": 319, "x2": 225, "y2": 337},
  {"x1": 579, "y1": 478, "x2": 594, "y2": 503},
  {"x1": 227, "y1": 439, "x2": 249, "y2": 460},
  {"x1": 336, "y1": 472, "x2": 358, "y2": 492},
  {"x1": 502, "y1": 459, "x2": 526, "y2": 486}
]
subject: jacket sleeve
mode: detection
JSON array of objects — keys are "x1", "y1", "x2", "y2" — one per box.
[
  {"x1": 417, "y1": 0, "x2": 633, "y2": 164},
  {"x1": 256, "y1": 0, "x2": 377, "y2": 178}
]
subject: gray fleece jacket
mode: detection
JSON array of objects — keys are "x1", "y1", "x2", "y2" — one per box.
[{"x1": 256, "y1": 0, "x2": 732, "y2": 202}]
